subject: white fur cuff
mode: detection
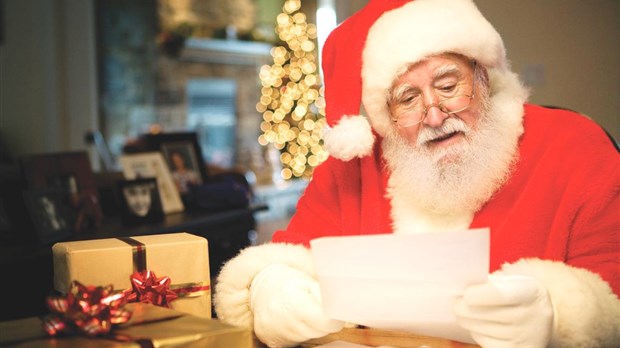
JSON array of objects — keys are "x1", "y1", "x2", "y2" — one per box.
[
  {"x1": 323, "y1": 115, "x2": 375, "y2": 161},
  {"x1": 213, "y1": 243, "x2": 315, "y2": 329}
]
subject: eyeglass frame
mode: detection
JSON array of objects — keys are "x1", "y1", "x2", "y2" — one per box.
[{"x1": 389, "y1": 62, "x2": 478, "y2": 128}]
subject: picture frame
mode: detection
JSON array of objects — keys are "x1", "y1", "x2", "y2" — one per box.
[
  {"x1": 160, "y1": 141, "x2": 204, "y2": 195},
  {"x1": 116, "y1": 178, "x2": 164, "y2": 226},
  {"x1": 20, "y1": 151, "x2": 94, "y2": 189},
  {"x1": 19, "y1": 151, "x2": 104, "y2": 233},
  {"x1": 142, "y1": 132, "x2": 209, "y2": 184},
  {"x1": 22, "y1": 187, "x2": 75, "y2": 244},
  {"x1": 118, "y1": 152, "x2": 184, "y2": 214}
]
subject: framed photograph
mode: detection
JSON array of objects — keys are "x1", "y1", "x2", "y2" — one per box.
[
  {"x1": 19, "y1": 151, "x2": 104, "y2": 233},
  {"x1": 142, "y1": 132, "x2": 209, "y2": 183},
  {"x1": 161, "y1": 141, "x2": 203, "y2": 194},
  {"x1": 116, "y1": 178, "x2": 164, "y2": 226},
  {"x1": 118, "y1": 152, "x2": 184, "y2": 214},
  {"x1": 22, "y1": 187, "x2": 74, "y2": 244}
]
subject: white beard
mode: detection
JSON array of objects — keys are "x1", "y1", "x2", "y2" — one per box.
[{"x1": 383, "y1": 76, "x2": 525, "y2": 234}]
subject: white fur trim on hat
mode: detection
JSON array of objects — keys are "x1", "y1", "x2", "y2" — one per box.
[
  {"x1": 362, "y1": 0, "x2": 506, "y2": 137},
  {"x1": 323, "y1": 115, "x2": 375, "y2": 161},
  {"x1": 496, "y1": 258, "x2": 620, "y2": 346},
  {"x1": 213, "y1": 243, "x2": 314, "y2": 329}
]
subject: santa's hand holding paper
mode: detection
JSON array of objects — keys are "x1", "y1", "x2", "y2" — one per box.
[
  {"x1": 250, "y1": 264, "x2": 344, "y2": 347},
  {"x1": 454, "y1": 274, "x2": 555, "y2": 348}
]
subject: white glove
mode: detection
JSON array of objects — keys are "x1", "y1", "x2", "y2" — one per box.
[
  {"x1": 249, "y1": 263, "x2": 345, "y2": 347},
  {"x1": 454, "y1": 274, "x2": 555, "y2": 348}
]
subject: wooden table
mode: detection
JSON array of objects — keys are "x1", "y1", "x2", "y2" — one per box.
[
  {"x1": 1, "y1": 317, "x2": 479, "y2": 348},
  {"x1": 252, "y1": 327, "x2": 480, "y2": 348}
]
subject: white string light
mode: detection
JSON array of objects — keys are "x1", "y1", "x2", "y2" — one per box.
[{"x1": 257, "y1": 0, "x2": 328, "y2": 180}]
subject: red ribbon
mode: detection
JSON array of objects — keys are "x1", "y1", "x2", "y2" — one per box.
[
  {"x1": 123, "y1": 270, "x2": 178, "y2": 307},
  {"x1": 115, "y1": 237, "x2": 209, "y2": 308},
  {"x1": 171, "y1": 283, "x2": 211, "y2": 297},
  {"x1": 43, "y1": 281, "x2": 132, "y2": 337}
]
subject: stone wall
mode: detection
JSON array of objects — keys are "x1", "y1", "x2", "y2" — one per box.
[
  {"x1": 97, "y1": 1, "x2": 278, "y2": 184},
  {"x1": 155, "y1": 40, "x2": 275, "y2": 184}
]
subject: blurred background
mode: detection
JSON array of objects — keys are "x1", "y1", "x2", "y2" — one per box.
[{"x1": 1, "y1": 0, "x2": 618, "y2": 168}]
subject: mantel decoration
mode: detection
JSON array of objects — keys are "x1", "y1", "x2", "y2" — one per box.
[
  {"x1": 156, "y1": 0, "x2": 265, "y2": 57},
  {"x1": 257, "y1": 0, "x2": 328, "y2": 180},
  {"x1": 157, "y1": 21, "x2": 195, "y2": 57}
]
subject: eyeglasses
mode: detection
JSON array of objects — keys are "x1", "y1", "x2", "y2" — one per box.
[{"x1": 390, "y1": 67, "x2": 476, "y2": 128}]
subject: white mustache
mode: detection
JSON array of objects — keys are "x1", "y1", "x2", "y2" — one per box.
[{"x1": 416, "y1": 118, "x2": 470, "y2": 146}]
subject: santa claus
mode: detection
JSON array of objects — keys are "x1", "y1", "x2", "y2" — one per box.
[{"x1": 214, "y1": 0, "x2": 620, "y2": 347}]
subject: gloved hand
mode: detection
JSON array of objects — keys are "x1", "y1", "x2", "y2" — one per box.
[
  {"x1": 249, "y1": 263, "x2": 344, "y2": 347},
  {"x1": 454, "y1": 274, "x2": 555, "y2": 348}
]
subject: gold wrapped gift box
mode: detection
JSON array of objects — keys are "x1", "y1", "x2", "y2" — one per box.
[
  {"x1": 52, "y1": 232, "x2": 211, "y2": 318},
  {"x1": 0, "y1": 303, "x2": 251, "y2": 347}
]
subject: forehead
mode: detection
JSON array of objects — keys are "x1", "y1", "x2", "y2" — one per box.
[{"x1": 393, "y1": 53, "x2": 473, "y2": 86}]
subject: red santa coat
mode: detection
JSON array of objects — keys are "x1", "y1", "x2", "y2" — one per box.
[
  {"x1": 273, "y1": 104, "x2": 620, "y2": 296},
  {"x1": 215, "y1": 104, "x2": 620, "y2": 346}
]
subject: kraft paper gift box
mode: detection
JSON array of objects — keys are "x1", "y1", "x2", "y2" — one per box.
[
  {"x1": 0, "y1": 303, "x2": 252, "y2": 347},
  {"x1": 52, "y1": 232, "x2": 211, "y2": 318}
]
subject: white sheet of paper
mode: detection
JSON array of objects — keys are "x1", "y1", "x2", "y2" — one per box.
[{"x1": 310, "y1": 228, "x2": 489, "y2": 344}]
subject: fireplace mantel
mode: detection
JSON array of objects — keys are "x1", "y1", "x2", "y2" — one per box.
[{"x1": 180, "y1": 38, "x2": 273, "y2": 66}]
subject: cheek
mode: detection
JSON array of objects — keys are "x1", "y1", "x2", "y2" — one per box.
[
  {"x1": 396, "y1": 125, "x2": 420, "y2": 145},
  {"x1": 462, "y1": 92, "x2": 487, "y2": 128},
  {"x1": 459, "y1": 109, "x2": 481, "y2": 130}
]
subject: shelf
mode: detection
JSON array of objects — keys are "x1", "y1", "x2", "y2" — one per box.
[{"x1": 180, "y1": 38, "x2": 273, "y2": 65}]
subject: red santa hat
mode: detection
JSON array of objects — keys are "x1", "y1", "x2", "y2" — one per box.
[{"x1": 321, "y1": 0, "x2": 507, "y2": 161}]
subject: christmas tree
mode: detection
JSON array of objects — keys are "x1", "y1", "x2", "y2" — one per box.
[{"x1": 257, "y1": 0, "x2": 327, "y2": 180}]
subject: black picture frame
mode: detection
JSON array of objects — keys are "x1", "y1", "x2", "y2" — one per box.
[
  {"x1": 22, "y1": 187, "x2": 75, "y2": 244},
  {"x1": 19, "y1": 151, "x2": 104, "y2": 233},
  {"x1": 118, "y1": 152, "x2": 185, "y2": 214},
  {"x1": 161, "y1": 141, "x2": 204, "y2": 194},
  {"x1": 116, "y1": 178, "x2": 164, "y2": 226},
  {"x1": 142, "y1": 132, "x2": 209, "y2": 185}
]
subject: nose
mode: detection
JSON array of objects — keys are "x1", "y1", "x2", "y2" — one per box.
[{"x1": 422, "y1": 94, "x2": 449, "y2": 128}]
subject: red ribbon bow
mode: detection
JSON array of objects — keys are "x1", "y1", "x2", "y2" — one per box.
[
  {"x1": 43, "y1": 281, "x2": 132, "y2": 337},
  {"x1": 123, "y1": 270, "x2": 178, "y2": 307}
]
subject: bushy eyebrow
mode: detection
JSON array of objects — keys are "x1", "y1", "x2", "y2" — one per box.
[
  {"x1": 433, "y1": 64, "x2": 463, "y2": 80},
  {"x1": 389, "y1": 83, "x2": 417, "y2": 105}
]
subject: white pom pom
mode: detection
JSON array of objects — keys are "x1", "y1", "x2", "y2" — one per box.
[{"x1": 323, "y1": 115, "x2": 375, "y2": 161}]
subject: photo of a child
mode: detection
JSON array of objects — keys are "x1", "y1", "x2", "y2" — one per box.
[{"x1": 117, "y1": 178, "x2": 164, "y2": 225}]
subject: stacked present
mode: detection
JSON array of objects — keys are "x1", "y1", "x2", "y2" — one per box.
[
  {"x1": 52, "y1": 232, "x2": 211, "y2": 318},
  {"x1": 0, "y1": 302, "x2": 252, "y2": 347},
  {"x1": 0, "y1": 232, "x2": 253, "y2": 347}
]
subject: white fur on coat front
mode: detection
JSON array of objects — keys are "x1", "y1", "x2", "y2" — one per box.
[
  {"x1": 496, "y1": 258, "x2": 620, "y2": 347},
  {"x1": 214, "y1": 243, "x2": 314, "y2": 329}
]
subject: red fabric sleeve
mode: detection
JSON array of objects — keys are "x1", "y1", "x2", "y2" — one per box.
[
  {"x1": 271, "y1": 144, "x2": 391, "y2": 246},
  {"x1": 271, "y1": 158, "x2": 344, "y2": 246},
  {"x1": 557, "y1": 114, "x2": 620, "y2": 294}
]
